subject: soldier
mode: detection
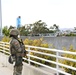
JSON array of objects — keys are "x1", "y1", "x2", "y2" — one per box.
[{"x1": 9, "y1": 29, "x2": 23, "y2": 75}]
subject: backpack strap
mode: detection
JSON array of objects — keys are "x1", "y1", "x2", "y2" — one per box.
[{"x1": 17, "y1": 38, "x2": 27, "y2": 57}]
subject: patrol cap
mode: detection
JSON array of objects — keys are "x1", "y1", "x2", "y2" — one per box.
[{"x1": 9, "y1": 29, "x2": 20, "y2": 36}]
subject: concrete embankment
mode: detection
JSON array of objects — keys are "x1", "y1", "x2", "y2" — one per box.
[{"x1": 1, "y1": 35, "x2": 76, "y2": 49}]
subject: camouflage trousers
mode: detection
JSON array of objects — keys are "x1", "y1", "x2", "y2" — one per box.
[{"x1": 13, "y1": 65, "x2": 23, "y2": 75}]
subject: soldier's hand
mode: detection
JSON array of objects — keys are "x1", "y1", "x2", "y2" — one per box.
[{"x1": 25, "y1": 55, "x2": 28, "y2": 59}]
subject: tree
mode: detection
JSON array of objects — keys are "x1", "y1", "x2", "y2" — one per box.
[
  {"x1": 2, "y1": 26, "x2": 10, "y2": 36},
  {"x1": 53, "y1": 24, "x2": 59, "y2": 31},
  {"x1": 18, "y1": 26, "x2": 29, "y2": 36},
  {"x1": 74, "y1": 27, "x2": 76, "y2": 30},
  {"x1": 9, "y1": 25, "x2": 15, "y2": 29},
  {"x1": 50, "y1": 24, "x2": 60, "y2": 34},
  {"x1": 31, "y1": 20, "x2": 49, "y2": 35}
]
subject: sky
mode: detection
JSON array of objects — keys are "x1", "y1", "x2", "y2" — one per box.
[{"x1": 1, "y1": 0, "x2": 76, "y2": 28}]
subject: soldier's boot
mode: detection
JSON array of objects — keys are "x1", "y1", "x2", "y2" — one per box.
[{"x1": 13, "y1": 65, "x2": 23, "y2": 75}]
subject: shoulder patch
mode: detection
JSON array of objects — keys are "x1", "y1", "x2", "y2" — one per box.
[
  {"x1": 14, "y1": 42, "x2": 18, "y2": 45},
  {"x1": 13, "y1": 40, "x2": 19, "y2": 45}
]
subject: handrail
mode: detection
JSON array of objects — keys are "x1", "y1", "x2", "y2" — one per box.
[{"x1": 0, "y1": 41, "x2": 75, "y2": 75}]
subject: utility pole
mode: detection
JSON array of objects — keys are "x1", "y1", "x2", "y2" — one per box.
[{"x1": 0, "y1": 0, "x2": 2, "y2": 35}]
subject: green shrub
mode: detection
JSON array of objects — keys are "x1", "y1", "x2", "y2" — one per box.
[
  {"x1": 60, "y1": 45, "x2": 76, "y2": 75},
  {"x1": 24, "y1": 38, "x2": 56, "y2": 67},
  {"x1": 2, "y1": 36, "x2": 10, "y2": 42}
]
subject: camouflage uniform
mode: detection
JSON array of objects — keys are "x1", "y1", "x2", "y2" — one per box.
[{"x1": 9, "y1": 29, "x2": 23, "y2": 75}]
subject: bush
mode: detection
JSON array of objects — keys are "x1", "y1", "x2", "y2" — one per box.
[
  {"x1": 2, "y1": 36, "x2": 10, "y2": 42},
  {"x1": 24, "y1": 38, "x2": 56, "y2": 67},
  {"x1": 60, "y1": 45, "x2": 76, "y2": 75}
]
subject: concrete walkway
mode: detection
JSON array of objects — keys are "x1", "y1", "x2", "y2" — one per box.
[
  {"x1": 0, "y1": 52, "x2": 55, "y2": 75},
  {"x1": 0, "y1": 63, "x2": 13, "y2": 75}
]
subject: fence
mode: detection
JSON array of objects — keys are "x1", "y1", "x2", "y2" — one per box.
[{"x1": 0, "y1": 41, "x2": 76, "y2": 75}]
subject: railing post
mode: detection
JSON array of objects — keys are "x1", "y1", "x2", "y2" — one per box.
[
  {"x1": 5, "y1": 43, "x2": 7, "y2": 67},
  {"x1": 56, "y1": 51, "x2": 59, "y2": 75},
  {"x1": 2, "y1": 42, "x2": 5, "y2": 66},
  {"x1": 28, "y1": 47, "x2": 31, "y2": 65},
  {"x1": 0, "y1": 42, "x2": 3, "y2": 63}
]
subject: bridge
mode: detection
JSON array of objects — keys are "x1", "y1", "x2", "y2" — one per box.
[{"x1": 0, "y1": 41, "x2": 76, "y2": 75}]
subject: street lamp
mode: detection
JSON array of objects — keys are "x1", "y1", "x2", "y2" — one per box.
[{"x1": 0, "y1": 0, "x2": 2, "y2": 35}]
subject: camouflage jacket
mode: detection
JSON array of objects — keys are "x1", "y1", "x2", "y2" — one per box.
[{"x1": 10, "y1": 37, "x2": 22, "y2": 57}]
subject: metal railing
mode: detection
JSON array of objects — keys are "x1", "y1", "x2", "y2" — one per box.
[{"x1": 0, "y1": 41, "x2": 76, "y2": 75}]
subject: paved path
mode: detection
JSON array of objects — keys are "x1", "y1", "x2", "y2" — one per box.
[
  {"x1": 0, "y1": 63, "x2": 12, "y2": 75},
  {"x1": 0, "y1": 62, "x2": 54, "y2": 75}
]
